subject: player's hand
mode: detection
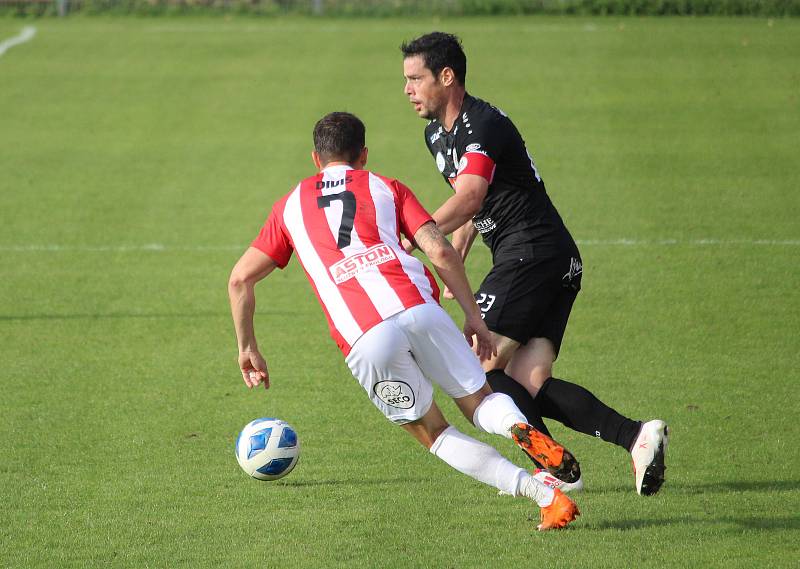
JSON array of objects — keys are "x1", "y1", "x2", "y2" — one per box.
[
  {"x1": 401, "y1": 238, "x2": 416, "y2": 254},
  {"x1": 442, "y1": 285, "x2": 455, "y2": 300},
  {"x1": 238, "y1": 350, "x2": 270, "y2": 389},
  {"x1": 463, "y1": 314, "x2": 497, "y2": 363}
]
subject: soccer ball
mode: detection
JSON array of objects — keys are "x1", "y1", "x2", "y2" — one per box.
[{"x1": 235, "y1": 418, "x2": 300, "y2": 481}]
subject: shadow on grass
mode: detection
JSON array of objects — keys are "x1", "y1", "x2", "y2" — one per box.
[
  {"x1": 589, "y1": 517, "x2": 684, "y2": 531},
  {"x1": 728, "y1": 516, "x2": 800, "y2": 531},
  {"x1": 0, "y1": 310, "x2": 299, "y2": 321},
  {"x1": 277, "y1": 476, "x2": 428, "y2": 488},
  {"x1": 686, "y1": 479, "x2": 800, "y2": 493},
  {"x1": 591, "y1": 515, "x2": 799, "y2": 532},
  {"x1": 595, "y1": 479, "x2": 799, "y2": 495}
]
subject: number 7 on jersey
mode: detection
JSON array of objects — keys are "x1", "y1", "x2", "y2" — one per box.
[{"x1": 317, "y1": 190, "x2": 356, "y2": 249}]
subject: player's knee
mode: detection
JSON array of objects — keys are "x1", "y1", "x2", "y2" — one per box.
[
  {"x1": 506, "y1": 337, "x2": 555, "y2": 392},
  {"x1": 506, "y1": 362, "x2": 552, "y2": 396},
  {"x1": 529, "y1": 365, "x2": 552, "y2": 388}
]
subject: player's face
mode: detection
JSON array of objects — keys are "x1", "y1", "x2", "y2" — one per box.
[{"x1": 403, "y1": 55, "x2": 446, "y2": 121}]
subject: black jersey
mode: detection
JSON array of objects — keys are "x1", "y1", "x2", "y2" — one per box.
[{"x1": 424, "y1": 94, "x2": 576, "y2": 261}]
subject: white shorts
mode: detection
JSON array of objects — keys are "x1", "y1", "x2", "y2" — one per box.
[{"x1": 344, "y1": 303, "x2": 486, "y2": 425}]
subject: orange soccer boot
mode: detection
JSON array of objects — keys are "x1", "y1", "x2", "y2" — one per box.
[
  {"x1": 510, "y1": 423, "x2": 581, "y2": 484},
  {"x1": 537, "y1": 489, "x2": 580, "y2": 531}
]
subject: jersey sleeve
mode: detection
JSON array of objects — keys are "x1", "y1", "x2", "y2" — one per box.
[
  {"x1": 394, "y1": 180, "x2": 434, "y2": 240},
  {"x1": 250, "y1": 203, "x2": 293, "y2": 268},
  {"x1": 424, "y1": 124, "x2": 454, "y2": 190},
  {"x1": 456, "y1": 113, "x2": 506, "y2": 183}
]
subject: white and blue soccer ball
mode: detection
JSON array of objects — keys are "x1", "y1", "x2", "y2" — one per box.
[{"x1": 235, "y1": 418, "x2": 300, "y2": 481}]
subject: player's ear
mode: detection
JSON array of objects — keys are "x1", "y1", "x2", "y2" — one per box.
[
  {"x1": 440, "y1": 67, "x2": 455, "y2": 88},
  {"x1": 311, "y1": 151, "x2": 322, "y2": 170},
  {"x1": 358, "y1": 147, "x2": 368, "y2": 168}
]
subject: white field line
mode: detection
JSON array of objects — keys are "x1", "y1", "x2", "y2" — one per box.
[
  {"x1": 0, "y1": 244, "x2": 244, "y2": 252},
  {"x1": 577, "y1": 238, "x2": 800, "y2": 246},
  {"x1": 0, "y1": 239, "x2": 798, "y2": 253},
  {"x1": 0, "y1": 26, "x2": 36, "y2": 58}
]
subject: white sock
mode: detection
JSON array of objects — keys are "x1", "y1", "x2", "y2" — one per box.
[
  {"x1": 429, "y1": 425, "x2": 553, "y2": 506},
  {"x1": 472, "y1": 392, "x2": 527, "y2": 439},
  {"x1": 520, "y1": 475, "x2": 555, "y2": 507}
]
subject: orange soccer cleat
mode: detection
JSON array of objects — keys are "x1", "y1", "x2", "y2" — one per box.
[
  {"x1": 510, "y1": 423, "x2": 581, "y2": 484},
  {"x1": 537, "y1": 489, "x2": 580, "y2": 531}
]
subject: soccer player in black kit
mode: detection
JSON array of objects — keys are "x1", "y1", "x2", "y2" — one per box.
[{"x1": 400, "y1": 32, "x2": 668, "y2": 496}]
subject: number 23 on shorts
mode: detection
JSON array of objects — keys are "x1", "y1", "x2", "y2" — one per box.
[{"x1": 476, "y1": 293, "x2": 496, "y2": 318}]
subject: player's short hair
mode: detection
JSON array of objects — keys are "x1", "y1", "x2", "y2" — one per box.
[
  {"x1": 400, "y1": 32, "x2": 467, "y2": 86},
  {"x1": 313, "y1": 112, "x2": 365, "y2": 165}
]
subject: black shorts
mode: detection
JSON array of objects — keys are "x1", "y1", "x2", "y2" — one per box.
[{"x1": 475, "y1": 251, "x2": 583, "y2": 355}]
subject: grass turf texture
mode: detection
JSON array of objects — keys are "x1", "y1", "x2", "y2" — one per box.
[{"x1": 1, "y1": 16, "x2": 798, "y2": 569}]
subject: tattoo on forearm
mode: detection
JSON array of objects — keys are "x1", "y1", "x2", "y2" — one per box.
[{"x1": 414, "y1": 222, "x2": 447, "y2": 253}]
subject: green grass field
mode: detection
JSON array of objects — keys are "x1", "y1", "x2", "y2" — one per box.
[{"x1": 1, "y1": 15, "x2": 798, "y2": 568}]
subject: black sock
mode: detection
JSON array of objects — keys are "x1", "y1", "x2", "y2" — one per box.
[
  {"x1": 485, "y1": 369, "x2": 552, "y2": 437},
  {"x1": 536, "y1": 377, "x2": 642, "y2": 451}
]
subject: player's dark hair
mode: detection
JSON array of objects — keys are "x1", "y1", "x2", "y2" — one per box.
[
  {"x1": 313, "y1": 112, "x2": 366, "y2": 165},
  {"x1": 400, "y1": 32, "x2": 467, "y2": 86}
]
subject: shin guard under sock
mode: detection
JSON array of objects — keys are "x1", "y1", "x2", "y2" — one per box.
[
  {"x1": 536, "y1": 377, "x2": 641, "y2": 451},
  {"x1": 472, "y1": 392, "x2": 526, "y2": 438},
  {"x1": 486, "y1": 369, "x2": 552, "y2": 437},
  {"x1": 430, "y1": 426, "x2": 554, "y2": 506}
]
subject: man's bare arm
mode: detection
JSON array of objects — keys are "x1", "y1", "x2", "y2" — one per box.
[
  {"x1": 228, "y1": 247, "x2": 279, "y2": 389},
  {"x1": 401, "y1": 175, "x2": 487, "y2": 255},
  {"x1": 451, "y1": 219, "x2": 479, "y2": 261},
  {"x1": 441, "y1": 220, "x2": 479, "y2": 299},
  {"x1": 431, "y1": 174, "x2": 488, "y2": 235},
  {"x1": 413, "y1": 221, "x2": 496, "y2": 361}
]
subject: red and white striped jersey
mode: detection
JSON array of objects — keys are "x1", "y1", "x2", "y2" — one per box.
[{"x1": 251, "y1": 165, "x2": 440, "y2": 355}]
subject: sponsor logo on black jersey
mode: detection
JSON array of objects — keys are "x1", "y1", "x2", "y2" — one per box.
[
  {"x1": 473, "y1": 217, "x2": 497, "y2": 234},
  {"x1": 435, "y1": 152, "x2": 446, "y2": 173}
]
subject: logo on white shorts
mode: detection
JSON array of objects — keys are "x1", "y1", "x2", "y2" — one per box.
[{"x1": 374, "y1": 380, "x2": 415, "y2": 409}]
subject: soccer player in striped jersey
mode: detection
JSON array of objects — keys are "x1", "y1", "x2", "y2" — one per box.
[
  {"x1": 228, "y1": 112, "x2": 579, "y2": 530},
  {"x1": 401, "y1": 32, "x2": 668, "y2": 496}
]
